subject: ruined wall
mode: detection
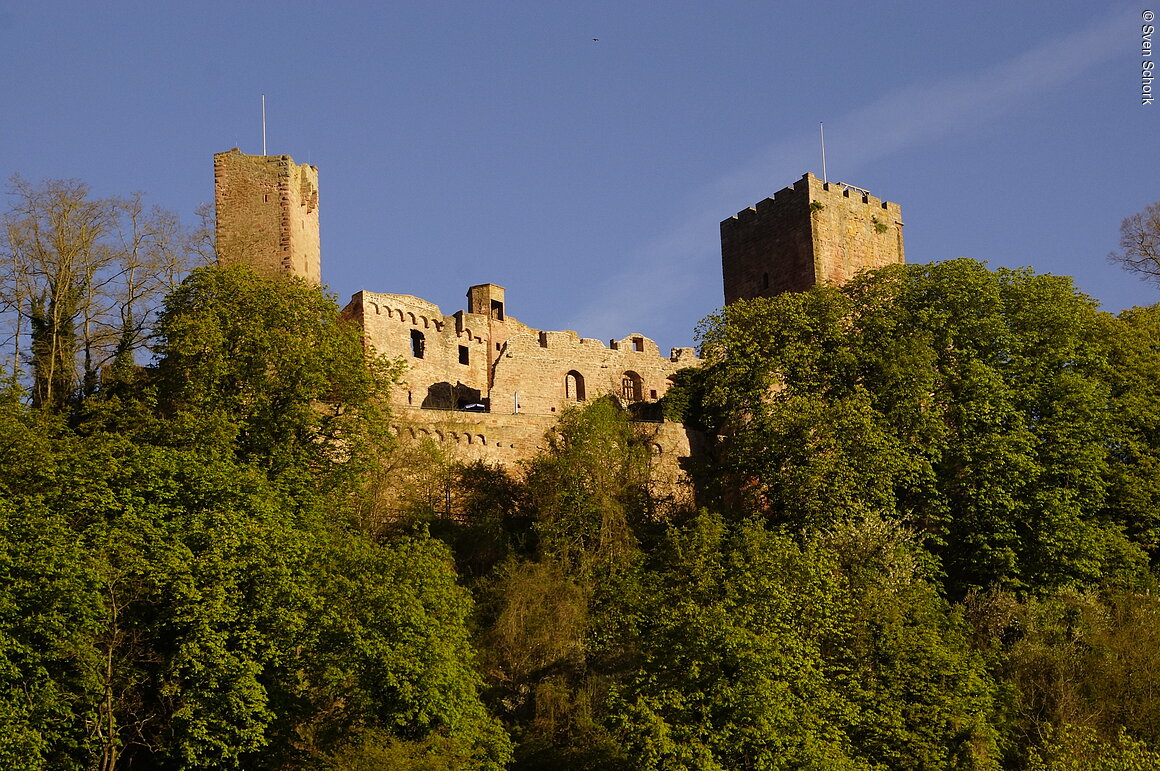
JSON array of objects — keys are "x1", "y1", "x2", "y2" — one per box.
[
  {"x1": 491, "y1": 330, "x2": 696, "y2": 417},
  {"x1": 344, "y1": 283, "x2": 701, "y2": 498},
  {"x1": 346, "y1": 289, "x2": 530, "y2": 410},
  {"x1": 214, "y1": 149, "x2": 321, "y2": 284},
  {"x1": 388, "y1": 407, "x2": 698, "y2": 510},
  {"x1": 721, "y1": 172, "x2": 903, "y2": 303},
  {"x1": 346, "y1": 288, "x2": 698, "y2": 418}
]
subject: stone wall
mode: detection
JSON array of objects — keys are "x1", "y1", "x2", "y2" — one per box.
[
  {"x1": 491, "y1": 329, "x2": 697, "y2": 417},
  {"x1": 344, "y1": 288, "x2": 699, "y2": 418},
  {"x1": 721, "y1": 172, "x2": 903, "y2": 303},
  {"x1": 214, "y1": 150, "x2": 321, "y2": 284},
  {"x1": 387, "y1": 406, "x2": 699, "y2": 510},
  {"x1": 808, "y1": 176, "x2": 904, "y2": 287},
  {"x1": 346, "y1": 289, "x2": 516, "y2": 410}
]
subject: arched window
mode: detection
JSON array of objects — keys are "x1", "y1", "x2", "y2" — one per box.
[
  {"x1": 565, "y1": 370, "x2": 586, "y2": 401},
  {"x1": 621, "y1": 371, "x2": 643, "y2": 402}
]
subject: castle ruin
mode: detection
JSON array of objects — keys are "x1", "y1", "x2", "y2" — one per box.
[{"x1": 212, "y1": 151, "x2": 903, "y2": 488}]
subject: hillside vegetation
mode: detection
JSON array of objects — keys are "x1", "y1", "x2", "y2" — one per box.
[{"x1": 0, "y1": 253, "x2": 1158, "y2": 768}]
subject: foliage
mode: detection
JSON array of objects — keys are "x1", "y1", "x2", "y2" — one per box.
[
  {"x1": 468, "y1": 400, "x2": 658, "y2": 768},
  {"x1": 994, "y1": 586, "x2": 1160, "y2": 763},
  {"x1": 0, "y1": 398, "x2": 511, "y2": 769},
  {"x1": 608, "y1": 511, "x2": 1000, "y2": 770},
  {"x1": 525, "y1": 398, "x2": 653, "y2": 578},
  {"x1": 152, "y1": 265, "x2": 402, "y2": 491},
  {"x1": 677, "y1": 260, "x2": 1151, "y2": 596},
  {"x1": 1028, "y1": 724, "x2": 1160, "y2": 770},
  {"x1": 1103, "y1": 304, "x2": 1160, "y2": 554}
]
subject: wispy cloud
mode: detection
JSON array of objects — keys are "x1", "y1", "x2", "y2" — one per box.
[{"x1": 565, "y1": 9, "x2": 1126, "y2": 347}]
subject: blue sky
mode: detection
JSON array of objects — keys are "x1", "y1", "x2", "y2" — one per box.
[{"x1": 1, "y1": 1, "x2": 1156, "y2": 349}]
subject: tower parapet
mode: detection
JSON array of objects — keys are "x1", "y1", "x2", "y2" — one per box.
[
  {"x1": 214, "y1": 149, "x2": 321, "y2": 284},
  {"x1": 721, "y1": 173, "x2": 903, "y2": 303}
]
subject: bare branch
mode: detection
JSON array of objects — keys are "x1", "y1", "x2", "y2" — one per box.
[
  {"x1": 1, "y1": 174, "x2": 206, "y2": 406},
  {"x1": 1109, "y1": 201, "x2": 1160, "y2": 287}
]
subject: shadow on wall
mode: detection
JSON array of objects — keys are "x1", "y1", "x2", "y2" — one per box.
[{"x1": 422, "y1": 382, "x2": 483, "y2": 411}]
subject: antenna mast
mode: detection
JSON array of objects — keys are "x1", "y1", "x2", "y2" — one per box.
[
  {"x1": 819, "y1": 122, "x2": 828, "y2": 183},
  {"x1": 261, "y1": 94, "x2": 267, "y2": 156}
]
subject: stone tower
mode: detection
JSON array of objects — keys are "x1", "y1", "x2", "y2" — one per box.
[
  {"x1": 213, "y1": 149, "x2": 321, "y2": 284},
  {"x1": 720, "y1": 173, "x2": 903, "y2": 304}
]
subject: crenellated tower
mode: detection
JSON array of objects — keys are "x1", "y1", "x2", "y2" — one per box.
[
  {"x1": 721, "y1": 173, "x2": 903, "y2": 304},
  {"x1": 213, "y1": 149, "x2": 321, "y2": 284}
]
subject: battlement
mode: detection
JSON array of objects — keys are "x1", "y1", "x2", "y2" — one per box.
[
  {"x1": 725, "y1": 174, "x2": 899, "y2": 228},
  {"x1": 721, "y1": 173, "x2": 903, "y2": 303}
]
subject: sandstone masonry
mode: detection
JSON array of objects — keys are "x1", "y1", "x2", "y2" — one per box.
[
  {"x1": 212, "y1": 152, "x2": 903, "y2": 491},
  {"x1": 214, "y1": 149, "x2": 321, "y2": 284},
  {"x1": 722, "y1": 173, "x2": 904, "y2": 303}
]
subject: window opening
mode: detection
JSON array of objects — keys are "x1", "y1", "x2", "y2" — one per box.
[
  {"x1": 632, "y1": 336, "x2": 644, "y2": 352},
  {"x1": 490, "y1": 300, "x2": 504, "y2": 321},
  {"x1": 410, "y1": 329, "x2": 425, "y2": 359},
  {"x1": 621, "y1": 371, "x2": 642, "y2": 402},
  {"x1": 565, "y1": 371, "x2": 586, "y2": 401},
  {"x1": 458, "y1": 345, "x2": 469, "y2": 365}
]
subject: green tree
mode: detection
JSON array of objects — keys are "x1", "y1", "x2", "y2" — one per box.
[
  {"x1": 609, "y1": 512, "x2": 864, "y2": 770},
  {"x1": 468, "y1": 400, "x2": 659, "y2": 768},
  {"x1": 998, "y1": 587, "x2": 1160, "y2": 765},
  {"x1": 818, "y1": 516, "x2": 1001, "y2": 770},
  {"x1": 151, "y1": 265, "x2": 401, "y2": 491},
  {"x1": 0, "y1": 403, "x2": 511, "y2": 769},
  {"x1": 679, "y1": 260, "x2": 1146, "y2": 595},
  {"x1": 607, "y1": 510, "x2": 1001, "y2": 770},
  {"x1": 525, "y1": 398, "x2": 652, "y2": 579},
  {"x1": 1028, "y1": 724, "x2": 1160, "y2": 770},
  {"x1": 1103, "y1": 304, "x2": 1160, "y2": 555}
]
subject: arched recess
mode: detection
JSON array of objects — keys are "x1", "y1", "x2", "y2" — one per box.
[
  {"x1": 565, "y1": 370, "x2": 586, "y2": 401},
  {"x1": 621, "y1": 370, "x2": 643, "y2": 402}
]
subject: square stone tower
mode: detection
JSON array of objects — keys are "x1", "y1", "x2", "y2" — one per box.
[
  {"x1": 213, "y1": 149, "x2": 321, "y2": 284},
  {"x1": 720, "y1": 173, "x2": 903, "y2": 304}
]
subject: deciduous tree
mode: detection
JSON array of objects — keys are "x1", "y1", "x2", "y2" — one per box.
[
  {"x1": 0, "y1": 176, "x2": 205, "y2": 409},
  {"x1": 1109, "y1": 201, "x2": 1160, "y2": 286},
  {"x1": 677, "y1": 260, "x2": 1148, "y2": 595}
]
